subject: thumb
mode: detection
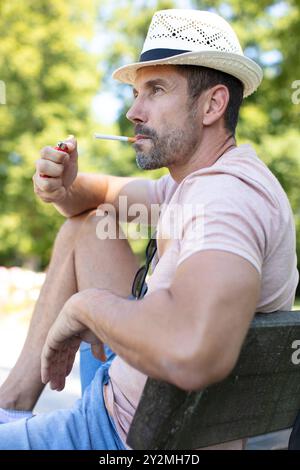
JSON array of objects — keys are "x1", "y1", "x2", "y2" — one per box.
[{"x1": 62, "y1": 135, "x2": 77, "y2": 154}]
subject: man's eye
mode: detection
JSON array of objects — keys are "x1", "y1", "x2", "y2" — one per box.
[{"x1": 152, "y1": 86, "x2": 163, "y2": 95}]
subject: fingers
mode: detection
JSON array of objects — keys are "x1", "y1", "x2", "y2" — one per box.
[
  {"x1": 33, "y1": 175, "x2": 66, "y2": 203},
  {"x1": 40, "y1": 146, "x2": 70, "y2": 165},
  {"x1": 36, "y1": 158, "x2": 64, "y2": 178},
  {"x1": 33, "y1": 149, "x2": 67, "y2": 203},
  {"x1": 41, "y1": 337, "x2": 80, "y2": 391},
  {"x1": 33, "y1": 135, "x2": 78, "y2": 203},
  {"x1": 41, "y1": 348, "x2": 67, "y2": 391},
  {"x1": 49, "y1": 351, "x2": 67, "y2": 391}
]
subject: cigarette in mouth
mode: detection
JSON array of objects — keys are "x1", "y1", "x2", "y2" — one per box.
[{"x1": 94, "y1": 133, "x2": 136, "y2": 143}]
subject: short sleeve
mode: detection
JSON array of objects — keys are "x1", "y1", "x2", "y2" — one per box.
[{"x1": 176, "y1": 174, "x2": 268, "y2": 275}]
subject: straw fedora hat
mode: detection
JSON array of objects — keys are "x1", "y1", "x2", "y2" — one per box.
[{"x1": 112, "y1": 9, "x2": 263, "y2": 97}]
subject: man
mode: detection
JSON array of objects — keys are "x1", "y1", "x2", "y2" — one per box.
[{"x1": 0, "y1": 9, "x2": 298, "y2": 450}]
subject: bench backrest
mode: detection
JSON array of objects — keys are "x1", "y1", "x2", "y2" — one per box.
[{"x1": 127, "y1": 310, "x2": 300, "y2": 449}]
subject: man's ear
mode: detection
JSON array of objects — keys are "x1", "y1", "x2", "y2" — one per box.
[{"x1": 202, "y1": 85, "x2": 229, "y2": 127}]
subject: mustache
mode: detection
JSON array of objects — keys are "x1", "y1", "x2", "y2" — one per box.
[{"x1": 134, "y1": 124, "x2": 158, "y2": 139}]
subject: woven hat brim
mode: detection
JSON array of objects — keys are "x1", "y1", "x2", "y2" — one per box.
[{"x1": 112, "y1": 50, "x2": 263, "y2": 98}]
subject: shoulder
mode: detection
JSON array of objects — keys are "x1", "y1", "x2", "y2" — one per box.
[
  {"x1": 153, "y1": 173, "x2": 178, "y2": 204},
  {"x1": 177, "y1": 172, "x2": 251, "y2": 205}
]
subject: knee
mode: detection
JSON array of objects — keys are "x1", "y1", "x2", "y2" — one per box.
[
  {"x1": 78, "y1": 209, "x2": 121, "y2": 242},
  {"x1": 56, "y1": 210, "x2": 97, "y2": 246}
]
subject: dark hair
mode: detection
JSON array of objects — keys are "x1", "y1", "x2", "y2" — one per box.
[{"x1": 176, "y1": 65, "x2": 244, "y2": 134}]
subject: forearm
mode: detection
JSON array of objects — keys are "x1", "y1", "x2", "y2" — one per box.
[
  {"x1": 53, "y1": 172, "x2": 108, "y2": 218},
  {"x1": 42, "y1": 287, "x2": 215, "y2": 392},
  {"x1": 77, "y1": 288, "x2": 191, "y2": 385}
]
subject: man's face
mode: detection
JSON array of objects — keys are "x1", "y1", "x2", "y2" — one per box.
[{"x1": 126, "y1": 65, "x2": 201, "y2": 170}]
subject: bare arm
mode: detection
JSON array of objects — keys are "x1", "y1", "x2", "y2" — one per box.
[
  {"x1": 53, "y1": 172, "x2": 158, "y2": 220},
  {"x1": 33, "y1": 135, "x2": 158, "y2": 219},
  {"x1": 88, "y1": 251, "x2": 260, "y2": 390}
]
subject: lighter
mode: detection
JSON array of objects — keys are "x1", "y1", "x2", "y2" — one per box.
[
  {"x1": 39, "y1": 141, "x2": 69, "y2": 178},
  {"x1": 55, "y1": 141, "x2": 69, "y2": 152}
]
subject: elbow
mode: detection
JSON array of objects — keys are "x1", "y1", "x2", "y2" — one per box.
[
  {"x1": 176, "y1": 364, "x2": 233, "y2": 392},
  {"x1": 53, "y1": 206, "x2": 73, "y2": 218}
]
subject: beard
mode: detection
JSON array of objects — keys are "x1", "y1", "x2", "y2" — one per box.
[{"x1": 133, "y1": 106, "x2": 200, "y2": 170}]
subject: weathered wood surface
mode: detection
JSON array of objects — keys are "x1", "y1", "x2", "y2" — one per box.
[{"x1": 127, "y1": 311, "x2": 300, "y2": 450}]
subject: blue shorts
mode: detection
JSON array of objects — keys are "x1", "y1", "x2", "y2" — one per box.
[{"x1": 0, "y1": 343, "x2": 126, "y2": 450}]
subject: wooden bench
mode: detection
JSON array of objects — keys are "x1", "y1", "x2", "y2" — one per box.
[{"x1": 127, "y1": 310, "x2": 300, "y2": 450}]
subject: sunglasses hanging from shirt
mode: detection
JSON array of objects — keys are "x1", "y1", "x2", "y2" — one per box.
[{"x1": 131, "y1": 235, "x2": 157, "y2": 300}]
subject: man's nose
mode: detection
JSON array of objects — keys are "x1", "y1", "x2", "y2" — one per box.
[{"x1": 126, "y1": 98, "x2": 147, "y2": 124}]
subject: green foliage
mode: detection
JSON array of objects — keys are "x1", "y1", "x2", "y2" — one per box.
[{"x1": 0, "y1": 0, "x2": 100, "y2": 267}]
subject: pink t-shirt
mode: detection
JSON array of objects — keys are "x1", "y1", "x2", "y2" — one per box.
[{"x1": 104, "y1": 144, "x2": 299, "y2": 449}]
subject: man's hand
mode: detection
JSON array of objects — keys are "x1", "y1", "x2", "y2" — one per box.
[
  {"x1": 41, "y1": 293, "x2": 105, "y2": 391},
  {"x1": 33, "y1": 135, "x2": 78, "y2": 204}
]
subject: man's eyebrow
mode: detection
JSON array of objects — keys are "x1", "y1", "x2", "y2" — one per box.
[{"x1": 132, "y1": 78, "x2": 170, "y2": 96}]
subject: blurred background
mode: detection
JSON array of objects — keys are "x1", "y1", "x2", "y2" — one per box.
[{"x1": 0, "y1": 0, "x2": 299, "y2": 408}]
